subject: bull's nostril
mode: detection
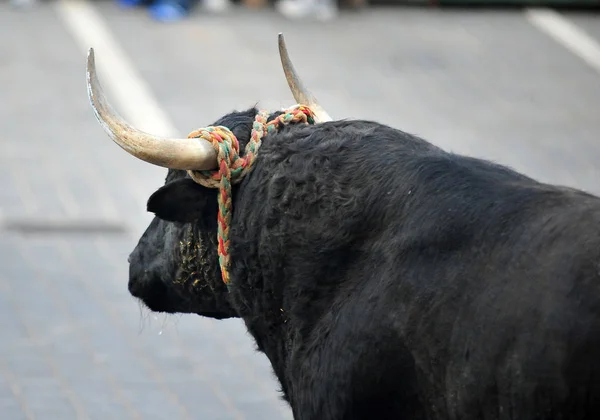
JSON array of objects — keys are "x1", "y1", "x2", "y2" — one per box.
[{"x1": 127, "y1": 255, "x2": 131, "y2": 263}]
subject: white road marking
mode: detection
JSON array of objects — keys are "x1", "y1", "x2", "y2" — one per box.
[
  {"x1": 526, "y1": 8, "x2": 600, "y2": 75},
  {"x1": 54, "y1": 0, "x2": 178, "y2": 231},
  {"x1": 54, "y1": 0, "x2": 178, "y2": 137}
]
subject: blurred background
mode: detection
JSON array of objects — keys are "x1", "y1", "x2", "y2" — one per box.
[{"x1": 1, "y1": 0, "x2": 600, "y2": 418}]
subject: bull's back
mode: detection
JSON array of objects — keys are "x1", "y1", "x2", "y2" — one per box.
[
  {"x1": 245, "y1": 122, "x2": 600, "y2": 419},
  {"x1": 386, "y1": 185, "x2": 600, "y2": 419}
]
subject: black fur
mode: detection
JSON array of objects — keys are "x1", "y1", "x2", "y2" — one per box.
[{"x1": 128, "y1": 107, "x2": 600, "y2": 420}]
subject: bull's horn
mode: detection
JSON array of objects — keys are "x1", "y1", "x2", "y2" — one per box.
[
  {"x1": 278, "y1": 33, "x2": 332, "y2": 123},
  {"x1": 86, "y1": 48, "x2": 218, "y2": 171}
]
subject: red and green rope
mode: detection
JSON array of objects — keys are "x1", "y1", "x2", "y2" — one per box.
[{"x1": 187, "y1": 105, "x2": 316, "y2": 286}]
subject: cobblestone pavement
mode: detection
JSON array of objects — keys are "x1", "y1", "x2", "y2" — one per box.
[{"x1": 1, "y1": 1, "x2": 600, "y2": 419}]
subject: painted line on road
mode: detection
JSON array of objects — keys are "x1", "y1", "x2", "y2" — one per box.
[
  {"x1": 54, "y1": 0, "x2": 178, "y2": 137},
  {"x1": 525, "y1": 8, "x2": 600, "y2": 76},
  {"x1": 54, "y1": 0, "x2": 175, "y2": 232}
]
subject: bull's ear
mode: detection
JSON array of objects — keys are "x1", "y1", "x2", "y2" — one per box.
[{"x1": 147, "y1": 178, "x2": 216, "y2": 223}]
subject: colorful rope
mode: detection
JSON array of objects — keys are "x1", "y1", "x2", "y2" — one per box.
[{"x1": 186, "y1": 105, "x2": 316, "y2": 285}]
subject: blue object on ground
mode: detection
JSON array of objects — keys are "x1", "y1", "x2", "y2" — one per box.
[
  {"x1": 116, "y1": 0, "x2": 148, "y2": 8},
  {"x1": 149, "y1": 0, "x2": 192, "y2": 22}
]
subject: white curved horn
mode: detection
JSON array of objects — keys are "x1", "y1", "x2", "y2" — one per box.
[
  {"x1": 278, "y1": 33, "x2": 332, "y2": 123},
  {"x1": 86, "y1": 48, "x2": 218, "y2": 171}
]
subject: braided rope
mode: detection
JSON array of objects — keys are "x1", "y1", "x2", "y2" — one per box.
[{"x1": 186, "y1": 105, "x2": 316, "y2": 285}]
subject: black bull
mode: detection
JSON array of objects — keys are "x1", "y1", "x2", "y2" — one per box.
[{"x1": 87, "y1": 37, "x2": 600, "y2": 420}]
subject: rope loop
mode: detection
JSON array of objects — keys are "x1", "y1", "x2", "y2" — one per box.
[{"x1": 185, "y1": 105, "x2": 316, "y2": 285}]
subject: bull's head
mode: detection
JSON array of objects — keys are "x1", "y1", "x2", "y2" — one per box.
[{"x1": 87, "y1": 34, "x2": 330, "y2": 318}]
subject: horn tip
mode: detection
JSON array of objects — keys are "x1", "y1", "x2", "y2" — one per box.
[
  {"x1": 86, "y1": 48, "x2": 97, "y2": 109},
  {"x1": 87, "y1": 48, "x2": 96, "y2": 73}
]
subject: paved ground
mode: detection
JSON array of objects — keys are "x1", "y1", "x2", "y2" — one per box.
[{"x1": 1, "y1": 1, "x2": 600, "y2": 418}]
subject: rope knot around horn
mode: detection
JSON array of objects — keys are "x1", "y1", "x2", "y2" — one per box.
[{"x1": 186, "y1": 105, "x2": 316, "y2": 286}]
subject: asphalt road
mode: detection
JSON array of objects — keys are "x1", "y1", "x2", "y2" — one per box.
[{"x1": 1, "y1": 1, "x2": 599, "y2": 419}]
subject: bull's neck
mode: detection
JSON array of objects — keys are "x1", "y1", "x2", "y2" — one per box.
[
  {"x1": 229, "y1": 267, "x2": 340, "y2": 402},
  {"x1": 232, "y1": 286, "x2": 293, "y2": 399}
]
